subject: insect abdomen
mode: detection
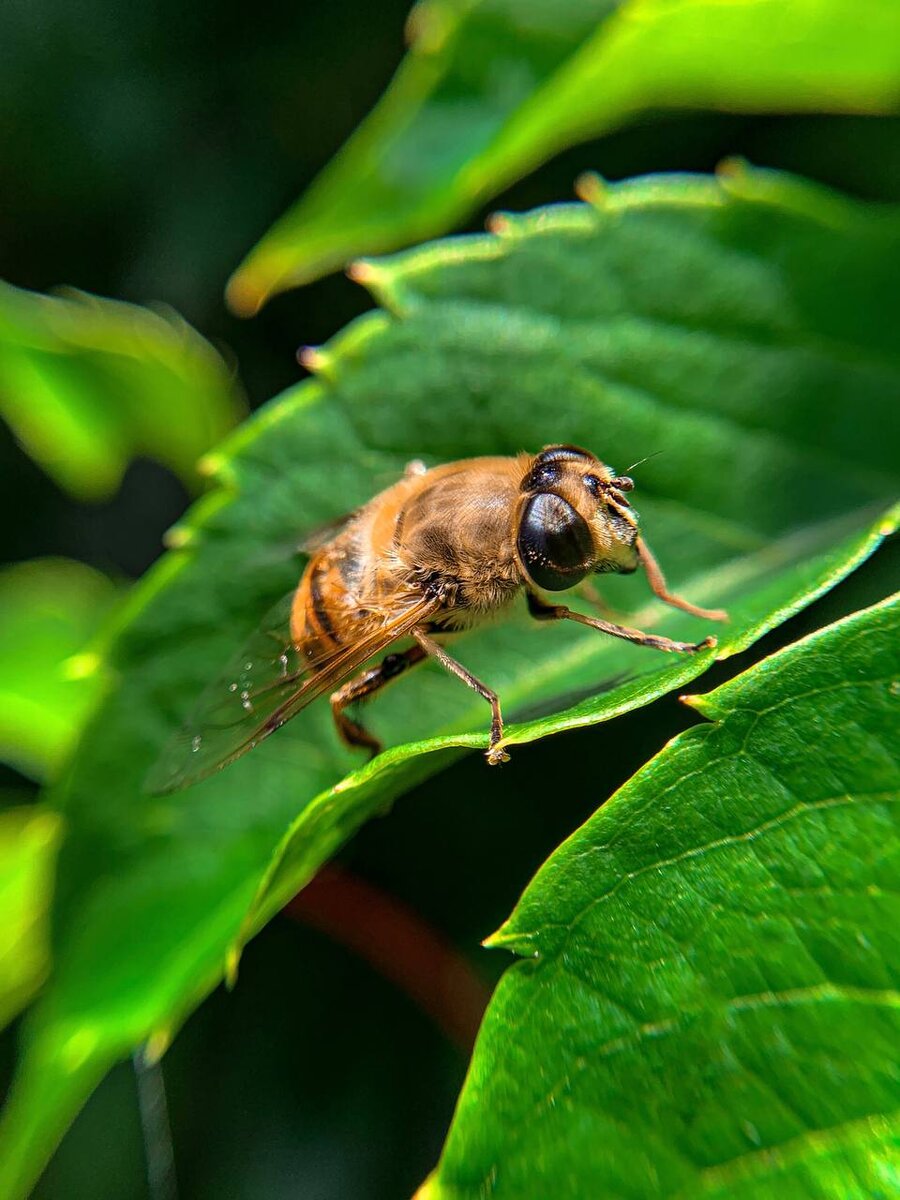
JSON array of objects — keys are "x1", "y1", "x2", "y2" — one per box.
[{"x1": 291, "y1": 551, "x2": 350, "y2": 660}]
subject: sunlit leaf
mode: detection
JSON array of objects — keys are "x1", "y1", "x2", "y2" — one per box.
[
  {"x1": 0, "y1": 808, "x2": 62, "y2": 1033},
  {"x1": 0, "y1": 559, "x2": 118, "y2": 783},
  {"x1": 0, "y1": 282, "x2": 244, "y2": 500},
  {"x1": 420, "y1": 594, "x2": 900, "y2": 1199},
  {"x1": 1, "y1": 169, "x2": 898, "y2": 1197},
  {"x1": 226, "y1": 0, "x2": 900, "y2": 311}
]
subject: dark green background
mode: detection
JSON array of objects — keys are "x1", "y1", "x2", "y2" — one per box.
[{"x1": 1, "y1": 1, "x2": 897, "y2": 1196}]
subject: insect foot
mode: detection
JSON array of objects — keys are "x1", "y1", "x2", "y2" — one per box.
[{"x1": 486, "y1": 744, "x2": 511, "y2": 766}]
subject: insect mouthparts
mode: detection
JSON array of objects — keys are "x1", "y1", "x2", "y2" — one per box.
[{"x1": 609, "y1": 475, "x2": 634, "y2": 492}]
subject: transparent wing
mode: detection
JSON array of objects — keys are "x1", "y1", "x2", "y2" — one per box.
[
  {"x1": 145, "y1": 589, "x2": 441, "y2": 795},
  {"x1": 298, "y1": 509, "x2": 359, "y2": 553}
]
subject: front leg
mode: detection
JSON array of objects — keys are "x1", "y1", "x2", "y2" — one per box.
[
  {"x1": 635, "y1": 537, "x2": 727, "y2": 623},
  {"x1": 526, "y1": 591, "x2": 716, "y2": 653}
]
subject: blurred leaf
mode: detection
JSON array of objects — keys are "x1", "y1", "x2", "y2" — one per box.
[
  {"x1": 420, "y1": 594, "x2": 900, "y2": 1200},
  {"x1": 0, "y1": 559, "x2": 118, "y2": 783},
  {"x1": 226, "y1": 0, "x2": 900, "y2": 312},
  {"x1": 0, "y1": 282, "x2": 245, "y2": 501},
  {"x1": 1, "y1": 168, "x2": 899, "y2": 1197},
  {"x1": 0, "y1": 808, "x2": 62, "y2": 1033}
]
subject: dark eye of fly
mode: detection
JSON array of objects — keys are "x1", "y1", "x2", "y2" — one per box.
[
  {"x1": 517, "y1": 493, "x2": 594, "y2": 592},
  {"x1": 521, "y1": 461, "x2": 562, "y2": 492}
]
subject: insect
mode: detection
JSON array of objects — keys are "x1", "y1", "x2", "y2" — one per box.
[{"x1": 148, "y1": 445, "x2": 726, "y2": 793}]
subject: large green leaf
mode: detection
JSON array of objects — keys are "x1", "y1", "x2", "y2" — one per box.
[
  {"x1": 0, "y1": 282, "x2": 244, "y2": 500},
  {"x1": 1, "y1": 168, "x2": 898, "y2": 1197},
  {"x1": 226, "y1": 0, "x2": 900, "y2": 312},
  {"x1": 420, "y1": 594, "x2": 900, "y2": 1200},
  {"x1": 0, "y1": 559, "x2": 118, "y2": 783}
]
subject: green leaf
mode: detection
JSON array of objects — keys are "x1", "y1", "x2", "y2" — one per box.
[
  {"x1": 0, "y1": 808, "x2": 62, "y2": 1034},
  {"x1": 226, "y1": 0, "x2": 900, "y2": 312},
  {"x1": 0, "y1": 559, "x2": 118, "y2": 783},
  {"x1": 1, "y1": 168, "x2": 898, "y2": 1197},
  {"x1": 0, "y1": 282, "x2": 245, "y2": 500},
  {"x1": 420, "y1": 594, "x2": 900, "y2": 1200}
]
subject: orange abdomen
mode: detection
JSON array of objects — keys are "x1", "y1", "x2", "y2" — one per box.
[{"x1": 290, "y1": 550, "x2": 349, "y2": 660}]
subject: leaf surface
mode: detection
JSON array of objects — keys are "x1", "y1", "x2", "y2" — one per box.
[
  {"x1": 0, "y1": 282, "x2": 244, "y2": 500},
  {"x1": 0, "y1": 808, "x2": 62, "y2": 1034},
  {"x1": 0, "y1": 559, "x2": 118, "y2": 783},
  {"x1": 226, "y1": 0, "x2": 900, "y2": 310},
  {"x1": 420, "y1": 594, "x2": 900, "y2": 1199},
  {"x1": 1, "y1": 169, "x2": 898, "y2": 1196}
]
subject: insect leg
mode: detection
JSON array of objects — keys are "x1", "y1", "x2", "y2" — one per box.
[
  {"x1": 526, "y1": 590, "x2": 717, "y2": 653},
  {"x1": 330, "y1": 645, "x2": 427, "y2": 757},
  {"x1": 635, "y1": 537, "x2": 727, "y2": 622},
  {"x1": 412, "y1": 629, "x2": 510, "y2": 766}
]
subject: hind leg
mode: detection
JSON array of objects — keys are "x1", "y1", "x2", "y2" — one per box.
[{"x1": 330, "y1": 645, "x2": 427, "y2": 756}]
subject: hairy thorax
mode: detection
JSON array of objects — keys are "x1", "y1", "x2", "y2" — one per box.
[{"x1": 291, "y1": 458, "x2": 526, "y2": 649}]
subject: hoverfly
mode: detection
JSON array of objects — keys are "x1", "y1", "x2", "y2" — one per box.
[{"x1": 148, "y1": 445, "x2": 726, "y2": 793}]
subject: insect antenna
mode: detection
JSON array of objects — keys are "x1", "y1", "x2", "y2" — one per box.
[{"x1": 624, "y1": 450, "x2": 664, "y2": 474}]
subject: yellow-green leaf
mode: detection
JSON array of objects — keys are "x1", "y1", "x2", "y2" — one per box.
[
  {"x1": 0, "y1": 808, "x2": 62, "y2": 1033},
  {"x1": 0, "y1": 282, "x2": 244, "y2": 501},
  {"x1": 227, "y1": 0, "x2": 900, "y2": 311},
  {"x1": 0, "y1": 559, "x2": 118, "y2": 783}
]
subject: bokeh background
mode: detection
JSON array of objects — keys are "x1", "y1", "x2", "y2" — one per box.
[{"x1": 2, "y1": 1, "x2": 898, "y2": 1196}]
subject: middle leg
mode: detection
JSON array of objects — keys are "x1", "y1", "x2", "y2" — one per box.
[
  {"x1": 412, "y1": 628, "x2": 509, "y2": 765},
  {"x1": 331, "y1": 644, "x2": 426, "y2": 757}
]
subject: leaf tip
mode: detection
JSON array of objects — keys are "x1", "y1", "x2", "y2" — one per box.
[
  {"x1": 483, "y1": 925, "x2": 541, "y2": 959},
  {"x1": 162, "y1": 523, "x2": 194, "y2": 550},
  {"x1": 680, "y1": 691, "x2": 716, "y2": 719},
  {"x1": 405, "y1": 0, "x2": 452, "y2": 53},
  {"x1": 575, "y1": 172, "x2": 608, "y2": 207},
  {"x1": 716, "y1": 155, "x2": 751, "y2": 185},
  {"x1": 224, "y1": 270, "x2": 266, "y2": 319},
  {"x1": 332, "y1": 773, "x2": 358, "y2": 794},
  {"x1": 347, "y1": 259, "x2": 379, "y2": 287},
  {"x1": 486, "y1": 212, "x2": 511, "y2": 235},
  {"x1": 197, "y1": 451, "x2": 228, "y2": 482},
  {"x1": 297, "y1": 344, "x2": 330, "y2": 373}
]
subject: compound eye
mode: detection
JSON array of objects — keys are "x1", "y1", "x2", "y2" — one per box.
[{"x1": 517, "y1": 493, "x2": 593, "y2": 591}]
